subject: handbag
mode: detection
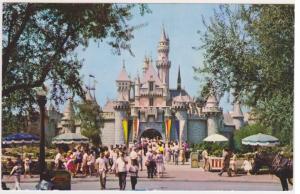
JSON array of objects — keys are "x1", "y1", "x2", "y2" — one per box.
[{"x1": 145, "y1": 161, "x2": 150, "y2": 166}]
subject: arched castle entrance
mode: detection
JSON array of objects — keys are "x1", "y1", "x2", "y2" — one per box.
[{"x1": 140, "y1": 128, "x2": 162, "y2": 139}]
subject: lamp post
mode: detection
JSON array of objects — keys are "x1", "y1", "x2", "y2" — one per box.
[{"x1": 36, "y1": 86, "x2": 47, "y2": 181}]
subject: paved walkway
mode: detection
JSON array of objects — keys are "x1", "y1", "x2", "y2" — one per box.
[{"x1": 3, "y1": 162, "x2": 280, "y2": 184}]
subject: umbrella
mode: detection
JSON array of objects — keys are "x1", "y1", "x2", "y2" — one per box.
[
  {"x1": 2, "y1": 133, "x2": 40, "y2": 145},
  {"x1": 242, "y1": 133, "x2": 279, "y2": 147},
  {"x1": 203, "y1": 133, "x2": 228, "y2": 142},
  {"x1": 52, "y1": 133, "x2": 89, "y2": 144},
  {"x1": 2, "y1": 133, "x2": 40, "y2": 159}
]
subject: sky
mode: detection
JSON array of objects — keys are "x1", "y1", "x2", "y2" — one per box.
[{"x1": 74, "y1": 3, "x2": 236, "y2": 112}]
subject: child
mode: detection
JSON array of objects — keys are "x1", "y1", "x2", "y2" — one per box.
[
  {"x1": 24, "y1": 155, "x2": 32, "y2": 178},
  {"x1": 10, "y1": 161, "x2": 23, "y2": 190},
  {"x1": 242, "y1": 157, "x2": 252, "y2": 175},
  {"x1": 128, "y1": 159, "x2": 139, "y2": 190}
]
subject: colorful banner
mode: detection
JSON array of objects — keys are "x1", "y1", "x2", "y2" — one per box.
[
  {"x1": 175, "y1": 120, "x2": 180, "y2": 141},
  {"x1": 162, "y1": 110, "x2": 165, "y2": 139},
  {"x1": 166, "y1": 119, "x2": 172, "y2": 141},
  {"x1": 122, "y1": 119, "x2": 128, "y2": 144}
]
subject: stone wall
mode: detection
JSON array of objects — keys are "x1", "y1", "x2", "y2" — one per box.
[
  {"x1": 187, "y1": 119, "x2": 207, "y2": 144},
  {"x1": 101, "y1": 121, "x2": 115, "y2": 146}
]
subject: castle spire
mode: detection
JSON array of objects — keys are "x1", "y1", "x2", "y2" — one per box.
[{"x1": 177, "y1": 65, "x2": 181, "y2": 91}]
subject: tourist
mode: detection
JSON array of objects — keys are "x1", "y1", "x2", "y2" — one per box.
[
  {"x1": 137, "y1": 148, "x2": 143, "y2": 171},
  {"x1": 202, "y1": 149, "x2": 209, "y2": 171},
  {"x1": 230, "y1": 152, "x2": 238, "y2": 176},
  {"x1": 9, "y1": 161, "x2": 22, "y2": 190},
  {"x1": 165, "y1": 144, "x2": 171, "y2": 163},
  {"x1": 179, "y1": 148, "x2": 185, "y2": 165},
  {"x1": 242, "y1": 157, "x2": 252, "y2": 175},
  {"x1": 54, "y1": 148, "x2": 64, "y2": 170},
  {"x1": 108, "y1": 145, "x2": 114, "y2": 170},
  {"x1": 174, "y1": 143, "x2": 179, "y2": 165},
  {"x1": 82, "y1": 149, "x2": 89, "y2": 176},
  {"x1": 128, "y1": 159, "x2": 139, "y2": 190},
  {"x1": 115, "y1": 152, "x2": 127, "y2": 190},
  {"x1": 23, "y1": 155, "x2": 32, "y2": 178},
  {"x1": 87, "y1": 151, "x2": 96, "y2": 176},
  {"x1": 74, "y1": 147, "x2": 83, "y2": 173},
  {"x1": 35, "y1": 170, "x2": 54, "y2": 190},
  {"x1": 95, "y1": 152, "x2": 109, "y2": 190},
  {"x1": 183, "y1": 141, "x2": 190, "y2": 162},
  {"x1": 146, "y1": 149, "x2": 155, "y2": 178},
  {"x1": 156, "y1": 150, "x2": 165, "y2": 178},
  {"x1": 6, "y1": 158, "x2": 14, "y2": 172},
  {"x1": 65, "y1": 151, "x2": 76, "y2": 177},
  {"x1": 218, "y1": 148, "x2": 232, "y2": 176},
  {"x1": 130, "y1": 147, "x2": 138, "y2": 163}
]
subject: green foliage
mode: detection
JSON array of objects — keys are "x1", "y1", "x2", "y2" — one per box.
[
  {"x1": 194, "y1": 4, "x2": 294, "y2": 146},
  {"x1": 2, "y1": 3, "x2": 150, "y2": 134},
  {"x1": 74, "y1": 100, "x2": 102, "y2": 146},
  {"x1": 233, "y1": 123, "x2": 271, "y2": 153},
  {"x1": 191, "y1": 142, "x2": 227, "y2": 157}
]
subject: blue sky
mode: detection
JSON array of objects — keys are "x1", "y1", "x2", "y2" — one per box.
[{"x1": 75, "y1": 3, "x2": 236, "y2": 112}]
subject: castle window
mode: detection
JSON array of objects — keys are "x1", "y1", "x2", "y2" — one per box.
[
  {"x1": 149, "y1": 97, "x2": 154, "y2": 106},
  {"x1": 149, "y1": 82, "x2": 154, "y2": 91}
]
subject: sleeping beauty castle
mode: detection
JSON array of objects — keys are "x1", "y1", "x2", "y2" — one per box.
[{"x1": 45, "y1": 27, "x2": 252, "y2": 146}]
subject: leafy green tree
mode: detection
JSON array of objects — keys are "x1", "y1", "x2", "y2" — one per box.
[
  {"x1": 74, "y1": 100, "x2": 102, "y2": 146},
  {"x1": 2, "y1": 3, "x2": 150, "y2": 133},
  {"x1": 194, "y1": 5, "x2": 294, "y2": 145}
]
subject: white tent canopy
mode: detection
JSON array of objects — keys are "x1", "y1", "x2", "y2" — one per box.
[
  {"x1": 242, "y1": 133, "x2": 279, "y2": 147},
  {"x1": 203, "y1": 133, "x2": 228, "y2": 142},
  {"x1": 52, "y1": 133, "x2": 89, "y2": 144}
]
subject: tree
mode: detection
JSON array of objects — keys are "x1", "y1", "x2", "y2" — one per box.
[
  {"x1": 194, "y1": 5, "x2": 294, "y2": 145},
  {"x1": 2, "y1": 3, "x2": 150, "y2": 133},
  {"x1": 74, "y1": 100, "x2": 102, "y2": 146}
]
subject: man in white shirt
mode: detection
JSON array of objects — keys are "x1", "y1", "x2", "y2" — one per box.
[
  {"x1": 115, "y1": 152, "x2": 128, "y2": 190},
  {"x1": 95, "y1": 152, "x2": 109, "y2": 190}
]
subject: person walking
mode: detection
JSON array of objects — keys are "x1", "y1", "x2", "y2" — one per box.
[
  {"x1": 137, "y1": 148, "x2": 143, "y2": 171},
  {"x1": 174, "y1": 143, "x2": 179, "y2": 165},
  {"x1": 10, "y1": 161, "x2": 23, "y2": 190},
  {"x1": 95, "y1": 152, "x2": 109, "y2": 190},
  {"x1": 145, "y1": 149, "x2": 155, "y2": 178},
  {"x1": 115, "y1": 152, "x2": 127, "y2": 190},
  {"x1": 218, "y1": 148, "x2": 232, "y2": 176},
  {"x1": 128, "y1": 159, "x2": 139, "y2": 190},
  {"x1": 156, "y1": 151, "x2": 165, "y2": 178},
  {"x1": 202, "y1": 149, "x2": 209, "y2": 171}
]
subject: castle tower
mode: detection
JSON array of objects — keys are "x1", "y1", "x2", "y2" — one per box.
[
  {"x1": 172, "y1": 94, "x2": 189, "y2": 147},
  {"x1": 203, "y1": 91, "x2": 222, "y2": 136},
  {"x1": 231, "y1": 101, "x2": 244, "y2": 130},
  {"x1": 61, "y1": 97, "x2": 75, "y2": 134},
  {"x1": 113, "y1": 100, "x2": 130, "y2": 145},
  {"x1": 142, "y1": 56, "x2": 150, "y2": 74},
  {"x1": 156, "y1": 26, "x2": 171, "y2": 88},
  {"x1": 177, "y1": 66, "x2": 181, "y2": 91},
  {"x1": 116, "y1": 61, "x2": 131, "y2": 101}
]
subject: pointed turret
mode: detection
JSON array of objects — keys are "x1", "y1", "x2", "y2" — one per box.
[
  {"x1": 156, "y1": 26, "x2": 171, "y2": 87},
  {"x1": 231, "y1": 100, "x2": 244, "y2": 130},
  {"x1": 116, "y1": 60, "x2": 131, "y2": 101},
  {"x1": 117, "y1": 60, "x2": 130, "y2": 81},
  {"x1": 160, "y1": 25, "x2": 169, "y2": 42},
  {"x1": 177, "y1": 65, "x2": 181, "y2": 91}
]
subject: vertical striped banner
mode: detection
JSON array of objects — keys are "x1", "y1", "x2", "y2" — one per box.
[{"x1": 122, "y1": 119, "x2": 128, "y2": 144}]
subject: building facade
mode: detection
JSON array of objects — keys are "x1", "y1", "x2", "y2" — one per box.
[{"x1": 99, "y1": 28, "x2": 249, "y2": 146}]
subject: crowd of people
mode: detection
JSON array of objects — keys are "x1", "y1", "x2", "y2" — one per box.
[{"x1": 51, "y1": 137, "x2": 190, "y2": 190}]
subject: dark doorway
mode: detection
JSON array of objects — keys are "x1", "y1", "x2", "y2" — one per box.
[{"x1": 140, "y1": 129, "x2": 162, "y2": 139}]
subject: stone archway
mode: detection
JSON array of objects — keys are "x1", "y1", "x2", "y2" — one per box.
[{"x1": 140, "y1": 128, "x2": 162, "y2": 140}]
